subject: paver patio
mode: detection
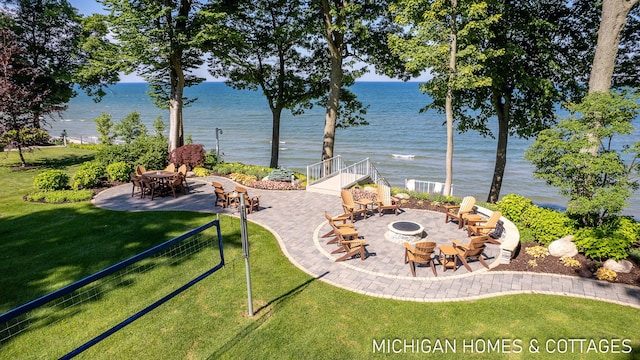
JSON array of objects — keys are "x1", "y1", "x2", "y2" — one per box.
[{"x1": 92, "y1": 176, "x2": 640, "y2": 309}]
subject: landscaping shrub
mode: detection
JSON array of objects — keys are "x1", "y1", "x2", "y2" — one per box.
[
  {"x1": 72, "y1": 161, "x2": 106, "y2": 189},
  {"x1": 212, "y1": 162, "x2": 273, "y2": 179},
  {"x1": 192, "y1": 167, "x2": 210, "y2": 177},
  {"x1": 169, "y1": 144, "x2": 206, "y2": 170},
  {"x1": 574, "y1": 217, "x2": 639, "y2": 261},
  {"x1": 106, "y1": 161, "x2": 132, "y2": 182},
  {"x1": 497, "y1": 194, "x2": 534, "y2": 224},
  {"x1": 27, "y1": 189, "x2": 93, "y2": 203},
  {"x1": 95, "y1": 136, "x2": 168, "y2": 171},
  {"x1": 521, "y1": 206, "x2": 574, "y2": 246},
  {"x1": 268, "y1": 168, "x2": 296, "y2": 182},
  {"x1": 33, "y1": 170, "x2": 69, "y2": 191},
  {"x1": 204, "y1": 151, "x2": 222, "y2": 168},
  {"x1": 230, "y1": 173, "x2": 257, "y2": 185}
]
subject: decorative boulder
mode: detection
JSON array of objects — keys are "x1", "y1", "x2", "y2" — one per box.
[
  {"x1": 548, "y1": 235, "x2": 578, "y2": 257},
  {"x1": 603, "y1": 259, "x2": 633, "y2": 274},
  {"x1": 395, "y1": 193, "x2": 410, "y2": 200}
]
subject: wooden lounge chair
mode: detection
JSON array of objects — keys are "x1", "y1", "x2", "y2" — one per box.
[
  {"x1": 466, "y1": 211, "x2": 502, "y2": 237},
  {"x1": 375, "y1": 184, "x2": 400, "y2": 216},
  {"x1": 212, "y1": 181, "x2": 224, "y2": 190},
  {"x1": 331, "y1": 227, "x2": 367, "y2": 262},
  {"x1": 403, "y1": 241, "x2": 437, "y2": 277},
  {"x1": 444, "y1": 196, "x2": 476, "y2": 229},
  {"x1": 452, "y1": 235, "x2": 494, "y2": 272},
  {"x1": 214, "y1": 188, "x2": 229, "y2": 208},
  {"x1": 340, "y1": 190, "x2": 370, "y2": 222},
  {"x1": 234, "y1": 186, "x2": 260, "y2": 213},
  {"x1": 324, "y1": 211, "x2": 357, "y2": 245}
]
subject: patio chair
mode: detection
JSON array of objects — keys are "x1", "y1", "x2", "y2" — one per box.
[
  {"x1": 214, "y1": 188, "x2": 229, "y2": 208},
  {"x1": 403, "y1": 241, "x2": 437, "y2": 277},
  {"x1": 233, "y1": 186, "x2": 260, "y2": 213},
  {"x1": 177, "y1": 164, "x2": 189, "y2": 192},
  {"x1": 375, "y1": 184, "x2": 400, "y2": 216},
  {"x1": 167, "y1": 174, "x2": 186, "y2": 198},
  {"x1": 212, "y1": 181, "x2": 224, "y2": 190},
  {"x1": 135, "y1": 164, "x2": 147, "y2": 176},
  {"x1": 444, "y1": 196, "x2": 476, "y2": 229},
  {"x1": 466, "y1": 211, "x2": 502, "y2": 237},
  {"x1": 130, "y1": 172, "x2": 145, "y2": 198},
  {"x1": 140, "y1": 176, "x2": 162, "y2": 200},
  {"x1": 330, "y1": 227, "x2": 367, "y2": 262},
  {"x1": 164, "y1": 163, "x2": 176, "y2": 172},
  {"x1": 452, "y1": 235, "x2": 493, "y2": 272},
  {"x1": 242, "y1": 193, "x2": 261, "y2": 214},
  {"x1": 340, "y1": 190, "x2": 370, "y2": 222},
  {"x1": 324, "y1": 211, "x2": 357, "y2": 245}
]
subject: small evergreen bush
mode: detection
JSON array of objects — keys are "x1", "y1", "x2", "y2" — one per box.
[
  {"x1": 268, "y1": 168, "x2": 296, "y2": 182},
  {"x1": 72, "y1": 161, "x2": 106, "y2": 189},
  {"x1": 33, "y1": 170, "x2": 69, "y2": 191},
  {"x1": 106, "y1": 161, "x2": 132, "y2": 182}
]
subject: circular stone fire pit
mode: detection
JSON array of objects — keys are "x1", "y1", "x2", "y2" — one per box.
[{"x1": 384, "y1": 221, "x2": 426, "y2": 244}]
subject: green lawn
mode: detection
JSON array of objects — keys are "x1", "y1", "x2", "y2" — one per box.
[{"x1": 1, "y1": 147, "x2": 639, "y2": 359}]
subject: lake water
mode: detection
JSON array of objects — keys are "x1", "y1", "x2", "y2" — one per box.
[{"x1": 47, "y1": 82, "x2": 640, "y2": 219}]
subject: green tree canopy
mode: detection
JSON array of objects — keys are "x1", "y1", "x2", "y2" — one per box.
[
  {"x1": 203, "y1": 0, "x2": 325, "y2": 168},
  {"x1": 525, "y1": 91, "x2": 640, "y2": 227}
]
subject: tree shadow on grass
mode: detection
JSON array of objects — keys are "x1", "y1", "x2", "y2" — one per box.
[{"x1": 2, "y1": 148, "x2": 95, "y2": 170}]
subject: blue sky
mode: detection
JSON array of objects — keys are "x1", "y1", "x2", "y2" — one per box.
[{"x1": 68, "y1": 0, "x2": 423, "y2": 82}]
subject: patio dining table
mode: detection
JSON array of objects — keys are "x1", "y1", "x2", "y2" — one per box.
[{"x1": 141, "y1": 170, "x2": 179, "y2": 197}]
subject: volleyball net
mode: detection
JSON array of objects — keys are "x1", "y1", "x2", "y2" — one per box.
[{"x1": 0, "y1": 219, "x2": 224, "y2": 359}]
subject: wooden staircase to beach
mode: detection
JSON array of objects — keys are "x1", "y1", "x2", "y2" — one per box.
[{"x1": 305, "y1": 156, "x2": 389, "y2": 195}]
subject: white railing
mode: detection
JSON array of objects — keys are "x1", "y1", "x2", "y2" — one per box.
[
  {"x1": 405, "y1": 179, "x2": 453, "y2": 196},
  {"x1": 306, "y1": 156, "x2": 389, "y2": 189},
  {"x1": 306, "y1": 155, "x2": 345, "y2": 186},
  {"x1": 341, "y1": 158, "x2": 389, "y2": 189}
]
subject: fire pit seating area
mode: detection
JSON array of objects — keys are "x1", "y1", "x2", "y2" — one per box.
[{"x1": 325, "y1": 188, "x2": 520, "y2": 274}]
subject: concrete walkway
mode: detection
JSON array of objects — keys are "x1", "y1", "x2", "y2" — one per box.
[{"x1": 93, "y1": 176, "x2": 640, "y2": 309}]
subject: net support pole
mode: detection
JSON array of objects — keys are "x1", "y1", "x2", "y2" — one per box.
[{"x1": 239, "y1": 193, "x2": 254, "y2": 317}]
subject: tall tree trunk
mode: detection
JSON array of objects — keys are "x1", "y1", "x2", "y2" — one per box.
[
  {"x1": 588, "y1": 0, "x2": 638, "y2": 93},
  {"x1": 270, "y1": 108, "x2": 282, "y2": 169},
  {"x1": 320, "y1": 0, "x2": 344, "y2": 176},
  {"x1": 584, "y1": 0, "x2": 638, "y2": 155},
  {"x1": 444, "y1": 0, "x2": 458, "y2": 197},
  {"x1": 169, "y1": 54, "x2": 185, "y2": 152},
  {"x1": 487, "y1": 92, "x2": 510, "y2": 203},
  {"x1": 322, "y1": 58, "x2": 342, "y2": 168}
]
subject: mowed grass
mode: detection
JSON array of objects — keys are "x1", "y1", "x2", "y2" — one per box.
[{"x1": 1, "y1": 147, "x2": 639, "y2": 359}]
